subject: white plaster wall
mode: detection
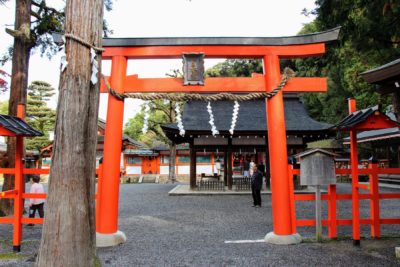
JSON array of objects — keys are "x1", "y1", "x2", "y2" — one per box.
[
  {"x1": 160, "y1": 166, "x2": 169, "y2": 175},
  {"x1": 126, "y1": 166, "x2": 141, "y2": 175},
  {"x1": 196, "y1": 165, "x2": 213, "y2": 175},
  {"x1": 178, "y1": 165, "x2": 190, "y2": 174}
]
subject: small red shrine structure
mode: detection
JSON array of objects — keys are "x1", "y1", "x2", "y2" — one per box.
[
  {"x1": 0, "y1": 105, "x2": 43, "y2": 252},
  {"x1": 335, "y1": 99, "x2": 400, "y2": 245}
]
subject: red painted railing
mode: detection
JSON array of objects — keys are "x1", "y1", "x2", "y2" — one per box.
[
  {"x1": 0, "y1": 167, "x2": 100, "y2": 226},
  {"x1": 289, "y1": 163, "x2": 400, "y2": 238}
]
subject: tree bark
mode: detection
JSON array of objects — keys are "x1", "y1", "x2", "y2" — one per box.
[
  {"x1": 168, "y1": 141, "x2": 176, "y2": 183},
  {"x1": 0, "y1": 0, "x2": 32, "y2": 216},
  {"x1": 36, "y1": 0, "x2": 103, "y2": 266},
  {"x1": 392, "y1": 91, "x2": 400, "y2": 122}
]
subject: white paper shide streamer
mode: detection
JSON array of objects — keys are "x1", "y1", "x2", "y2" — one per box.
[
  {"x1": 142, "y1": 102, "x2": 150, "y2": 134},
  {"x1": 229, "y1": 101, "x2": 240, "y2": 135},
  {"x1": 175, "y1": 103, "x2": 185, "y2": 136},
  {"x1": 207, "y1": 102, "x2": 219, "y2": 136},
  {"x1": 90, "y1": 48, "x2": 99, "y2": 85},
  {"x1": 60, "y1": 35, "x2": 68, "y2": 72}
]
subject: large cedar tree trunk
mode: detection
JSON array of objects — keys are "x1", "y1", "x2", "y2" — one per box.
[
  {"x1": 36, "y1": 0, "x2": 103, "y2": 266},
  {"x1": 0, "y1": 0, "x2": 32, "y2": 216},
  {"x1": 392, "y1": 91, "x2": 400, "y2": 122}
]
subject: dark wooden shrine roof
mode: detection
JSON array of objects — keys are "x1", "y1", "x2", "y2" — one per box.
[
  {"x1": 360, "y1": 58, "x2": 400, "y2": 95},
  {"x1": 162, "y1": 94, "x2": 332, "y2": 140},
  {"x1": 342, "y1": 113, "x2": 400, "y2": 144},
  {"x1": 0, "y1": 115, "x2": 43, "y2": 137},
  {"x1": 102, "y1": 27, "x2": 340, "y2": 47},
  {"x1": 333, "y1": 105, "x2": 400, "y2": 131}
]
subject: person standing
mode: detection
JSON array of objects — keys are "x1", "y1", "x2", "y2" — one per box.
[
  {"x1": 249, "y1": 159, "x2": 255, "y2": 177},
  {"x1": 251, "y1": 163, "x2": 263, "y2": 207},
  {"x1": 243, "y1": 158, "x2": 250, "y2": 177},
  {"x1": 28, "y1": 175, "x2": 45, "y2": 226}
]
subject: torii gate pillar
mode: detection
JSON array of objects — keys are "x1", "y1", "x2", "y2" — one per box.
[
  {"x1": 263, "y1": 55, "x2": 301, "y2": 244},
  {"x1": 96, "y1": 56, "x2": 127, "y2": 247}
]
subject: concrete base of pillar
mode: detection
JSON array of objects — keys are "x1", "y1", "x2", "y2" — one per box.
[
  {"x1": 395, "y1": 247, "x2": 400, "y2": 258},
  {"x1": 264, "y1": 232, "x2": 302, "y2": 245},
  {"x1": 96, "y1": 230, "x2": 126, "y2": 247}
]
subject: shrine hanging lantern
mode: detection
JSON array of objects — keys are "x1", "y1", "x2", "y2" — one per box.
[{"x1": 183, "y1": 53, "x2": 205, "y2": 85}]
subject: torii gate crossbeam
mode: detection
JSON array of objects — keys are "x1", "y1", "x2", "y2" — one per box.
[{"x1": 96, "y1": 27, "x2": 340, "y2": 247}]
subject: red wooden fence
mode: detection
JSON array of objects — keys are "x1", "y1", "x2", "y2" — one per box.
[{"x1": 289, "y1": 163, "x2": 400, "y2": 239}]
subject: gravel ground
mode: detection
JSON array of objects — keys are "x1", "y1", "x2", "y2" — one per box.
[{"x1": 1, "y1": 183, "x2": 400, "y2": 266}]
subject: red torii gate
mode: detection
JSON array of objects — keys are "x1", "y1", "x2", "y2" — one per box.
[{"x1": 97, "y1": 28, "x2": 340, "y2": 246}]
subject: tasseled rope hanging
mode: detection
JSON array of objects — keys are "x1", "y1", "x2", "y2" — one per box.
[
  {"x1": 56, "y1": 33, "x2": 105, "y2": 83},
  {"x1": 175, "y1": 102, "x2": 185, "y2": 137},
  {"x1": 229, "y1": 101, "x2": 240, "y2": 135},
  {"x1": 207, "y1": 102, "x2": 219, "y2": 136}
]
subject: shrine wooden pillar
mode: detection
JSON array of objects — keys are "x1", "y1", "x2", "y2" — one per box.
[
  {"x1": 265, "y1": 138, "x2": 271, "y2": 189},
  {"x1": 13, "y1": 104, "x2": 25, "y2": 252},
  {"x1": 223, "y1": 147, "x2": 228, "y2": 186},
  {"x1": 264, "y1": 55, "x2": 297, "y2": 240},
  {"x1": 97, "y1": 56, "x2": 126, "y2": 242},
  {"x1": 189, "y1": 140, "x2": 196, "y2": 189},
  {"x1": 348, "y1": 98, "x2": 361, "y2": 246},
  {"x1": 227, "y1": 138, "x2": 233, "y2": 190}
]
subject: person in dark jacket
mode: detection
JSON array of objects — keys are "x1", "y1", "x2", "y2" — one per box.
[{"x1": 251, "y1": 163, "x2": 263, "y2": 207}]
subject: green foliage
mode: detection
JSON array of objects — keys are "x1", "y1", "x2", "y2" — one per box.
[
  {"x1": 124, "y1": 100, "x2": 177, "y2": 146},
  {"x1": 0, "y1": 100, "x2": 8, "y2": 115},
  {"x1": 296, "y1": 0, "x2": 400, "y2": 123},
  {"x1": 205, "y1": 59, "x2": 263, "y2": 77},
  {"x1": 0, "y1": 1, "x2": 114, "y2": 64},
  {"x1": 0, "y1": 252, "x2": 27, "y2": 260},
  {"x1": 26, "y1": 80, "x2": 56, "y2": 151}
]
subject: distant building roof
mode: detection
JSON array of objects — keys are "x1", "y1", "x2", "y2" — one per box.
[
  {"x1": 0, "y1": 115, "x2": 43, "y2": 137},
  {"x1": 307, "y1": 139, "x2": 343, "y2": 149},
  {"x1": 162, "y1": 94, "x2": 332, "y2": 137},
  {"x1": 361, "y1": 58, "x2": 400, "y2": 84},
  {"x1": 360, "y1": 58, "x2": 400, "y2": 95},
  {"x1": 334, "y1": 105, "x2": 399, "y2": 131},
  {"x1": 334, "y1": 105, "x2": 380, "y2": 130},
  {"x1": 342, "y1": 112, "x2": 400, "y2": 144},
  {"x1": 151, "y1": 142, "x2": 189, "y2": 151}
]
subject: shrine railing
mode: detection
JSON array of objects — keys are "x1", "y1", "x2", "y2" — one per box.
[
  {"x1": 290, "y1": 163, "x2": 400, "y2": 238},
  {"x1": 0, "y1": 167, "x2": 101, "y2": 226}
]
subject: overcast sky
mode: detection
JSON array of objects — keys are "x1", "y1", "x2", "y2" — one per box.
[{"x1": 0, "y1": 0, "x2": 316, "y2": 125}]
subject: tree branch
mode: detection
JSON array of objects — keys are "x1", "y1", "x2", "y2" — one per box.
[
  {"x1": 5, "y1": 23, "x2": 32, "y2": 42},
  {"x1": 30, "y1": 10, "x2": 41, "y2": 20},
  {"x1": 31, "y1": 0, "x2": 62, "y2": 15}
]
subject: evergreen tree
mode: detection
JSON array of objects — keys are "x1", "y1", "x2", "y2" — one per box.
[
  {"x1": 297, "y1": 1, "x2": 400, "y2": 123},
  {"x1": 26, "y1": 80, "x2": 56, "y2": 156}
]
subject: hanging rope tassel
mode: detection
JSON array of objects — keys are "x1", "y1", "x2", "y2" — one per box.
[
  {"x1": 229, "y1": 101, "x2": 240, "y2": 135},
  {"x1": 207, "y1": 102, "x2": 219, "y2": 136},
  {"x1": 175, "y1": 102, "x2": 185, "y2": 136}
]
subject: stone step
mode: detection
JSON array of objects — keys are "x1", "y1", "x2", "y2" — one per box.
[{"x1": 139, "y1": 175, "x2": 159, "y2": 183}]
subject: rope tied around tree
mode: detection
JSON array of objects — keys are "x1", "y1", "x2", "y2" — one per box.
[
  {"x1": 102, "y1": 67, "x2": 296, "y2": 102},
  {"x1": 64, "y1": 33, "x2": 105, "y2": 53}
]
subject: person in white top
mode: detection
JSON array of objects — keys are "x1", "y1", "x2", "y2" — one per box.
[
  {"x1": 28, "y1": 175, "x2": 45, "y2": 226},
  {"x1": 249, "y1": 159, "x2": 255, "y2": 177}
]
